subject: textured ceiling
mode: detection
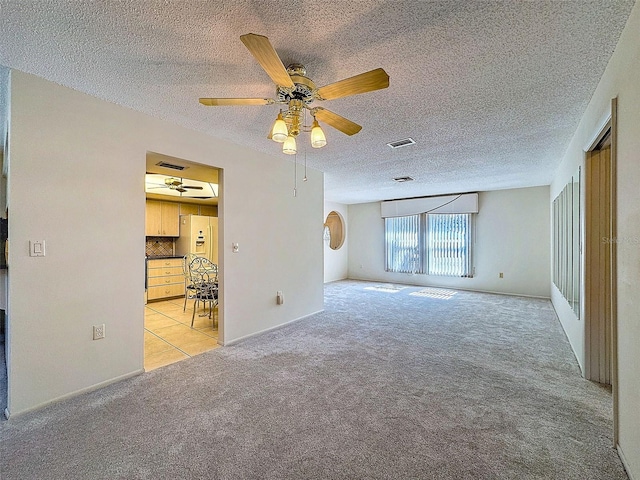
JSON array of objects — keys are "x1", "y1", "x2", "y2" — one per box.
[{"x1": 0, "y1": 1, "x2": 635, "y2": 204}]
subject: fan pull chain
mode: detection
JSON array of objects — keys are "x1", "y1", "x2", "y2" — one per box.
[
  {"x1": 304, "y1": 149, "x2": 308, "y2": 182},
  {"x1": 293, "y1": 152, "x2": 297, "y2": 197}
]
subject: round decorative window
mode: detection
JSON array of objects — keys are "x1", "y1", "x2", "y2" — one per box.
[{"x1": 324, "y1": 211, "x2": 345, "y2": 250}]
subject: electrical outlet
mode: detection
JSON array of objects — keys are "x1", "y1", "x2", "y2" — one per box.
[
  {"x1": 499, "y1": 272, "x2": 504, "y2": 278},
  {"x1": 276, "y1": 291, "x2": 284, "y2": 305},
  {"x1": 93, "y1": 324, "x2": 105, "y2": 340}
]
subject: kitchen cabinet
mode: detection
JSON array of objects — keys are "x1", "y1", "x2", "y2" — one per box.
[
  {"x1": 145, "y1": 200, "x2": 179, "y2": 236},
  {"x1": 161, "y1": 202, "x2": 180, "y2": 236},
  {"x1": 145, "y1": 200, "x2": 162, "y2": 236},
  {"x1": 178, "y1": 203, "x2": 217, "y2": 217},
  {"x1": 147, "y1": 257, "x2": 184, "y2": 300},
  {"x1": 199, "y1": 205, "x2": 217, "y2": 217},
  {"x1": 179, "y1": 203, "x2": 199, "y2": 216}
]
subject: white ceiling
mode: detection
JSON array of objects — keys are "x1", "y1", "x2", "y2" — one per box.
[{"x1": 0, "y1": 1, "x2": 635, "y2": 204}]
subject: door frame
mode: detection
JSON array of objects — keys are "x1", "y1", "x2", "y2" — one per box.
[{"x1": 583, "y1": 97, "x2": 618, "y2": 444}]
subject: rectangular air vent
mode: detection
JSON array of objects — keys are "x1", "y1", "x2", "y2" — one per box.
[
  {"x1": 393, "y1": 176, "x2": 414, "y2": 183},
  {"x1": 155, "y1": 161, "x2": 187, "y2": 171},
  {"x1": 387, "y1": 138, "x2": 416, "y2": 149}
]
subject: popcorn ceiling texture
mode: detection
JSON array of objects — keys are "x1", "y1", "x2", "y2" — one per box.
[{"x1": 0, "y1": 1, "x2": 635, "y2": 203}]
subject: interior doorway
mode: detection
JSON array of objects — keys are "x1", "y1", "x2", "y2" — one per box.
[{"x1": 144, "y1": 152, "x2": 223, "y2": 371}]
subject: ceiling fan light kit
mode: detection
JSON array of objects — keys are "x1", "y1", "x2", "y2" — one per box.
[
  {"x1": 271, "y1": 111, "x2": 288, "y2": 143},
  {"x1": 199, "y1": 33, "x2": 389, "y2": 155},
  {"x1": 311, "y1": 118, "x2": 327, "y2": 148},
  {"x1": 283, "y1": 135, "x2": 297, "y2": 155}
]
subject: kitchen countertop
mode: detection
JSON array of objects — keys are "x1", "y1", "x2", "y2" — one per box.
[{"x1": 146, "y1": 255, "x2": 183, "y2": 260}]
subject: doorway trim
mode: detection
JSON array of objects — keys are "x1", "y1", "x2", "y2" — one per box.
[
  {"x1": 583, "y1": 97, "x2": 618, "y2": 444},
  {"x1": 144, "y1": 152, "x2": 224, "y2": 355},
  {"x1": 610, "y1": 97, "x2": 618, "y2": 446}
]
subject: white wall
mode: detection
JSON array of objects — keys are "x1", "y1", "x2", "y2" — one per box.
[
  {"x1": 348, "y1": 186, "x2": 550, "y2": 298},
  {"x1": 550, "y1": 3, "x2": 640, "y2": 476},
  {"x1": 6, "y1": 70, "x2": 324, "y2": 416},
  {"x1": 0, "y1": 66, "x2": 8, "y2": 313},
  {"x1": 323, "y1": 201, "x2": 348, "y2": 283},
  {"x1": 0, "y1": 65, "x2": 8, "y2": 214},
  {"x1": 0, "y1": 65, "x2": 8, "y2": 154}
]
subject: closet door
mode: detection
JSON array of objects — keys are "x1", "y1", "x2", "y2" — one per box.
[{"x1": 585, "y1": 143, "x2": 611, "y2": 385}]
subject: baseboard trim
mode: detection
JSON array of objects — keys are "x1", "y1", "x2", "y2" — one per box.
[
  {"x1": 617, "y1": 444, "x2": 635, "y2": 480},
  {"x1": 5, "y1": 368, "x2": 145, "y2": 419},
  {"x1": 222, "y1": 310, "x2": 324, "y2": 346},
  {"x1": 549, "y1": 301, "x2": 584, "y2": 375}
]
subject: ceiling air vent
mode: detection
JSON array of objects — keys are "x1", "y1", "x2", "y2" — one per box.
[
  {"x1": 393, "y1": 176, "x2": 414, "y2": 183},
  {"x1": 387, "y1": 138, "x2": 415, "y2": 149},
  {"x1": 155, "y1": 161, "x2": 187, "y2": 171}
]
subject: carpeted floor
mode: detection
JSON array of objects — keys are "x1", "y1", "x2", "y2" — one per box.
[{"x1": 0, "y1": 280, "x2": 627, "y2": 479}]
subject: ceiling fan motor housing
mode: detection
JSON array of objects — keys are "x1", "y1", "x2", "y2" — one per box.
[
  {"x1": 276, "y1": 64, "x2": 316, "y2": 106},
  {"x1": 275, "y1": 64, "x2": 319, "y2": 137},
  {"x1": 165, "y1": 177, "x2": 182, "y2": 187}
]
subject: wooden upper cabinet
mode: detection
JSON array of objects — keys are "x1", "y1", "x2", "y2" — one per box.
[
  {"x1": 179, "y1": 203, "x2": 199, "y2": 216},
  {"x1": 199, "y1": 205, "x2": 217, "y2": 216},
  {"x1": 145, "y1": 200, "x2": 163, "y2": 236},
  {"x1": 161, "y1": 202, "x2": 179, "y2": 236},
  {"x1": 145, "y1": 200, "x2": 180, "y2": 237}
]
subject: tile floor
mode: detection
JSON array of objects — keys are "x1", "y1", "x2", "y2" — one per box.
[{"x1": 144, "y1": 297, "x2": 219, "y2": 371}]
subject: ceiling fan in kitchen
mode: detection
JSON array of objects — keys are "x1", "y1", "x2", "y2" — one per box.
[
  {"x1": 199, "y1": 33, "x2": 390, "y2": 154},
  {"x1": 146, "y1": 176, "x2": 204, "y2": 193},
  {"x1": 145, "y1": 174, "x2": 218, "y2": 199}
]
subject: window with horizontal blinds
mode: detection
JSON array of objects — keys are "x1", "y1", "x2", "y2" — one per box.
[{"x1": 385, "y1": 213, "x2": 473, "y2": 277}]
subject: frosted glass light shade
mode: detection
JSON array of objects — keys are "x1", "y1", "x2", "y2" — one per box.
[
  {"x1": 283, "y1": 135, "x2": 297, "y2": 154},
  {"x1": 271, "y1": 113, "x2": 288, "y2": 143},
  {"x1": 311, "y1": 119, "x2": 327, "y2": 148}
]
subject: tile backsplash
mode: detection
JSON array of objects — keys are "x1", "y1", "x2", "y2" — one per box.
[{"x1": 146, "y1": 237, "x2": 175, "y2": 257}]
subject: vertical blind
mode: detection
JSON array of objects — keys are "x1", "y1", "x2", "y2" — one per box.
[
  {"x1": 427, "y1": 214, "x2": 472, "y2": 276},
  {"x1": 384, "y1": 215, "x2": 425, "y2": 274},
  {"x1": 385, "y1": 213, "x2": 473, "y2": 277}
]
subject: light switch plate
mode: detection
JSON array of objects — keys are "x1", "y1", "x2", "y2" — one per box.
[
  {"x1": 29, "y1": 240, "x2": 46, "y2": 257},
  {"x1": 232, "y1": 243, "x2": 239, "y2": 253}
]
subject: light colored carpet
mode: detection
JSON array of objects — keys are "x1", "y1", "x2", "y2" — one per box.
[{"x1": 0, "y1": 280, "x2": 627, "y2": 479}]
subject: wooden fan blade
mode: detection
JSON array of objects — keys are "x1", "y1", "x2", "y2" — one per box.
[
  {"x1": 316, "y1": 68, "x2": 389, "y2": 101},
  {"x1": 182, "y1": 186, "x2": 204, "y2": 190},
  {"x1": 240, "y1": 33, "x2": 295, "y2": 88},
  {"x1": 199, "y1": 98, "x2": 271, "y2": 106},
  {"x1": 314, "y1": 108, "x2": 362, "y2": 136}
]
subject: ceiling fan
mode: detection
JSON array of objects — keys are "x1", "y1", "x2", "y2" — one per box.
[
  {"x1": 199, "y1": 33, "x2": 390, "y2": 154},
  {"x1": 147, "y1": 177, "x2": 204, "y2": 194}
]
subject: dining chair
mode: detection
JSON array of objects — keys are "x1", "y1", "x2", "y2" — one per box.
[
  {"x1": 190, "y1": 269, "x2": 218, "y2": 327},
  {"x1": 189, "y1": 256, "x2": 218, "y2": 281},
  {"x1": 182, "y1": 253, "x2": 198, "y2": 312}
]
